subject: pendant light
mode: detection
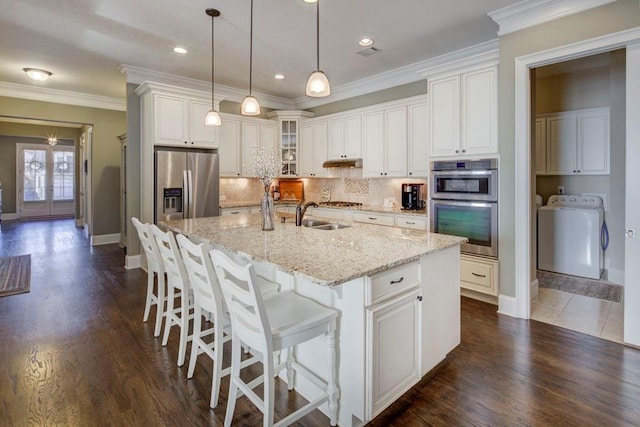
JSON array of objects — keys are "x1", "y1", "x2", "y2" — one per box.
[
  {"x1": 205, "y1": 8, "x2": 222, "y2": 126},
  {"x1": 305, "y1": 0, "x2": 330, "y2": 97},
  {"x1": 241, "y1": 0, "x2": 261, "y2": 116}
]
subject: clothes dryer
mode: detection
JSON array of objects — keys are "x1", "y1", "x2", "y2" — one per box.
[{"x1": 538, "y1": 195, "x2": 605, "y2": 279}]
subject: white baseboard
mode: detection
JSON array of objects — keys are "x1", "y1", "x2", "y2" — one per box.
[
  {"x1": 460, "y1": 288, "x2": 498, "y2": 306},
  {"x1": 497, "y1": 294, "x2": 518, "y2": 317},
  {"x1": 606, "y1": 268, "x2": 625, "y2": 285},
  {"x1": 90, "y1": 233, "x2": 121, "y2": 246},
  {"x1": 75, "y1": 219, "x2": 84, "y2": 227},
  {"x1": 125, "y1": 254, "x2": 142, "y2": 270},
  {"x1": 530, "y1": 278, "x2": 539, "y2": 300},
  {"x1": 1, "y1": 213, "x2": 19, "y2": 220}
]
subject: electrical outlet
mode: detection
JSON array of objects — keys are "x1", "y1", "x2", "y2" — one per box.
[{"x1": 557, "y1": 186, "x2": 565, "y2": 195}]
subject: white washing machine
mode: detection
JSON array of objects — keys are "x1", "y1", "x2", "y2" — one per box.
[{"x1": 538, "y1": 195, "x2": 604, "y2": 279}]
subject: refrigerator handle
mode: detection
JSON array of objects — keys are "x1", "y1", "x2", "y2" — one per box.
[
  {"x1": 187, "y1": 170, "x2": 194, "y2": 219},
  {"x1": 183, "y1": 170, "x2": 189, "y2": 219}
]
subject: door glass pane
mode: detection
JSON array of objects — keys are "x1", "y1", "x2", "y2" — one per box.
[
  {"x1": 53, "y1": 150, "x2": 74, "y2": 200},
  {"x1": 23, "y1": 149, "x2": 47, "y2": 201}
]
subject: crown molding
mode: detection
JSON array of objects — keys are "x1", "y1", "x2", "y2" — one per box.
[
  {"x1": 0, "y1": 81, "x2": 125, "y2": 111},
  {"x1": 119, "y1": 64, "x2": 294, "y2": 110},
  {"x1": 489, "y1": 0, "x2": 617, "y2": 36},
  {"x1": 293, "y1": 39, "x2": 499, "y2": 109},
  {"x1": 416, "y1": 41, "x2": 499, "y2": 79}
]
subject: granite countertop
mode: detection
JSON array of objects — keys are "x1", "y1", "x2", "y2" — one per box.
[
  {"x1": 162, "y1": 213, "x2": 464, "y2": 287},
  {"x1": 220, "y1": 201, "x2": 428, "y2": 217}
]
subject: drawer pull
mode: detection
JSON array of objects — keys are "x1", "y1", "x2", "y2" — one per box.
[
  {"x1": 368, "y1": 217, "x2": 377, "y2": 220},
  {"x1": 390, "y1": 277, "x2": 404, "y2": 285},
  {"x1": 472, "y1": 272, "x2": 487, "y2": 278},
  {"x1": 406, "y1": 221, "x2": 415, "y2": 225}
]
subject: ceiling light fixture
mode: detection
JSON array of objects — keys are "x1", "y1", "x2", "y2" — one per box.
[
  {"x1": 205, "y1": 8, "x2": 222, "y2": 126},
  {"x1": 304, "y1": 0, "x2": 317, "y2": 3},
  {"x1": 240, "y1": 0, "x2": 261, "y2": 116},
  {"x1": 305, "y1": 0, "x2": 330, "y2": 97},
  {"x1": 23, "y1": 68, "x2": 52, "y2": 82},
  {"x1": 359, "y1": 37, "x2": 374, "y2": 47},
  {"x1": 47, "y1": 137, "x2": 58, "y2": 146},
  {"x1": 173, "y1": 46, "x2": 188, "y2": 54},
  {"x1": 274, "y1": 74, "x2": 285, "y2": 80}
]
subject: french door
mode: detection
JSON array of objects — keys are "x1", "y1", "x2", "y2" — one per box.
[{"x1": 17, "y1": 144, "x2": 75, "y2": 218}]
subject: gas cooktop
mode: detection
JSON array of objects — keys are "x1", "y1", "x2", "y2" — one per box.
[{"x1": 320, "y1": 201, "x2": 363, "y2": 207}]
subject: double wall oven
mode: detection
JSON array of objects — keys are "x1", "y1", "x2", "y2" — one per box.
[{"x1": 430, "y1": 159, "x2": 498, "y2": 258}]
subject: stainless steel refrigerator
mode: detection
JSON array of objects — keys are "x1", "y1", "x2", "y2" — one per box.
[{"x1": 154, "y1": 147, "x2": 220, "y2": 223}]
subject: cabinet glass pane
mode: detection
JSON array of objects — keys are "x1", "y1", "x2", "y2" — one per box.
[
  {"x1": 290, "y1": 121, "x2": 296, "y2": 133},
  {"x1": 282, "y1": 121, "x2": 289, "y2": 133}
]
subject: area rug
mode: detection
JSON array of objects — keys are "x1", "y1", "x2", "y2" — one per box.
[
  {"x1": 537, "y1": 270, "x2": 622, "y2": 303},
  {"x1": 0, "y1": 254, "x2": 31, "y2": 297}
]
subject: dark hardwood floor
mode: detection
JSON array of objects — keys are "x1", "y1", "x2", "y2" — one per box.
[{"x1": 1, "y1": 219, "x2": 639, "y2": 426}]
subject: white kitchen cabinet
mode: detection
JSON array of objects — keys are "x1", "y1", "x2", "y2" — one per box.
[
  {"x1": 153, "y1": 94, "x2": 218, "y2": 148},
  {"x1": 328, "y1": 114, "x2": 362, "y2": 160},
  {"x1": 268, "y1": 111, "x2": 314, "y2": 178},
  {"x1": 220, "y1": 207, "x2": 250, "y2": 216},
  {"x1": 299, "y1": 121, "x2": 329, "y2": 177},
  {"x1": 407, "y1": 101, "x2": 429, "y2": 177},
  {"x1": 429, "y1": 65, "x2": 498, "y2": 158},
  {"x1": 306, "y1": 207, "x2": 345, "y2": 221},
  {"x1": 366, "y1": 261, "x2": 421, "y2": 419},
  {"x1": 535, "y1": 118, "x2": 547, "y2": 175},
  {"x1": 353, "y1": 211, "x2": 396, "y2": 227},
  {"x1": 460, "y1": 254, "x2": 499, "y2": 296},
  {"x1": 540, "y1": 107, "x2": 609, "y2": 176},
  {"x1": 363, "y1": 106, "x2": 407, "y2": 177},
  {"x1": 241, "y1": 119, "x2": 278, "y2": 177},
  {"x1": 395, "y1": 214, "x2": 428, "y2": 231},
  {"x1": 219, "y1": 115, "x2": 242, "y2": 177}
]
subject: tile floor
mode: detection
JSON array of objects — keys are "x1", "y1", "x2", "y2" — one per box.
[{"x1": 531, "y1": 287, "x2": 624, "y2": 343}]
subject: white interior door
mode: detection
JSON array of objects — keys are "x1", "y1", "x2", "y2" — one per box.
[
  {"x1": 17, "y1": 143, "x2": 75, "y2": 219},
  {"x1": 624, "y1": 43, "x2": 640, "y2": 346}
]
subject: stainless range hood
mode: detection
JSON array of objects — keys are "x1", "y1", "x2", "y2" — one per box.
[{"x1": 322, "y1": 158, "x2": 363, "y2": 168}]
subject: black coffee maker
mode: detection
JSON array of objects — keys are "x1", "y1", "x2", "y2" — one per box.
[{"x1": 402, "y1": 183, "x2": 424, "y2": 210}]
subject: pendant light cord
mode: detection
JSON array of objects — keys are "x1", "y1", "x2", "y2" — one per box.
[
  {"x1": 316, "y1": 0, "x2": 320, "y2": 70},
  {"x1": 249, "y1": 0, "x2": 254, "y2": 95},
  {"x1": 211, "y1": 12, "x2": 215, "y2": 105}
]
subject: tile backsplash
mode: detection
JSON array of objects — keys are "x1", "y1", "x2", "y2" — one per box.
[{"x1": 220, "y1": 175, "x2": 428, "y2": 207}]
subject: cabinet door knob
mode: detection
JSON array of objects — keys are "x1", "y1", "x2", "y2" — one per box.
[
  {"x1": 417, "y1": 295, "x2": 423, "y2": 302},
  {"x1": 184, "y1": 141, "x2": 188, "y2": 145},
  {"x1": 384, "y1": 172, "x2": 388, "y2": 175},
  {"x1": 573, "y1": 170, "x2": 576, "y2": 173},
  {"x1": 380, "y1": 172, "x2": 383, "y2": 175},
  {"x1": 409, "y1": 172, "x2": 412, "y2": 176},
  {"x1": 462, "y1": 149, "x2": 466, "y2": 153},
  {"x1": 455, "y1": 149, "x2": 459, "y2": 153}
]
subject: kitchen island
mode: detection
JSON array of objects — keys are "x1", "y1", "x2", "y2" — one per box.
[{"x1": 162, "y1": 213, "x2": 465, "y2": 426}]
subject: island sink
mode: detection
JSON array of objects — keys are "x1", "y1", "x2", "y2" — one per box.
[{"x1": 301, "y1": 218, "x2": 350, "y2": 230}]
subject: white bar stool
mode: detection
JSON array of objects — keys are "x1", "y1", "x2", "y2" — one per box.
[
  {"x1": 131, "y1": 217, "x2": 166, "y2": 337},
  {"x1": 210, "y1": 249, "x2": 339, "y2": 427},
  {"x1": 150, "y1": 225, "x2": 194, "y2": 367},
  {"x1": 176, "y1": 235, "x2": 279, "y2": 409}
]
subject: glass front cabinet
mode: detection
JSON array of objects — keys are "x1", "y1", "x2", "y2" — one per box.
[{"x1": 268, "y1": 111, "x2": 313, "y2": 177}]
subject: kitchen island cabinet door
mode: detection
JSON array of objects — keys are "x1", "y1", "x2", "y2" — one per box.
[{"x1": 366, "y1": 288, "x2": 421, "y2": 419}]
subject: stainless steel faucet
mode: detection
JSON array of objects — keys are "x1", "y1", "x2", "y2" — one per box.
[{"x1": 295, "y1": 202, "x2": 319, "y2": 226}]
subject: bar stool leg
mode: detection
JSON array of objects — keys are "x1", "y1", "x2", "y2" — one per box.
[
  {"x1": 263, "y1": 350, "x2": 275, "y2": 427},
  {"x1": 162, "y1": 283, "x2": 175, "y2": 346},
  {"x1": 154, "y1": 273, "x2": 165, "y2": 337},
  {"x1": 286, "y1": 347, "x2": 295, "y2": 391},
  {"x1": 143, "y1": 270, "x2": 154, "y2": 322},
  {"x1": 326, "y1": 327, "x2": 339, "y2": 426},
  {"x1": 187, "y1": 305, "x2": 202, "y2": 379},
  {"x1": 224, "y1": 335, "x2": 242, "y2": 427}
]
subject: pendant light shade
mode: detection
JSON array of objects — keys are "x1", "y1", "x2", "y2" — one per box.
[
  {"x1": 241, "y1": 0, "x2": 261, "y2": 116},
  {"x1": 306, "y1": 0, "x2": 330, "y2": 97},
  {"x1": 205, "y1": 8, "x2": 222, "y2": 127}
]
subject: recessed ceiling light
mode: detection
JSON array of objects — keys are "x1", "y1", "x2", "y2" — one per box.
[
  {"x1": 23, "y1": 68, "x2": 52, "y2": 81},
  {"x1": 274, "y1": 74, "x2": 285, "y2": 80},
  {"x1": 173, "y1": 47, "x2": 188, "y2": 54},
  {"x1": 359, "y1": 37, "x2": 374, "y2": 47},
  {"x1": 304, "y1": 0, "x2": 317, "y2": 3}
]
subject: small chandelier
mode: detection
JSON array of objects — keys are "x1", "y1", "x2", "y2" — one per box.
[
  {"x1": 241, "y1": 0, "x2": 261, "y2": 115},
  {"x1": 47, "y1": 137, "x2": 58, "y2": 146},
  {"x1": 205, "y1": 8, "x2": 222, "y2": 126},
  {"x1": 306, "y1": 0, "x2": 330, "y2": 97}
]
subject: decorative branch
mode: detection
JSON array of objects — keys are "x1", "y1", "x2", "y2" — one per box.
[{"x1": 252, "y1": 145, "x2": 281, "y2": 189}]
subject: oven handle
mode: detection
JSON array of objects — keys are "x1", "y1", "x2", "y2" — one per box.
[
  {"x1": 430, "y1": 199, "x2": 495, "y2": 208},
  {"x1": 431, "y1": 170, "x2": 495, "y2": 176}
]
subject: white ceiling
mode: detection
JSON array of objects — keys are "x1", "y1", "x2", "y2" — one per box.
[{"x1": 0, "y1": 0, "x2": 521, "y2": 104}]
